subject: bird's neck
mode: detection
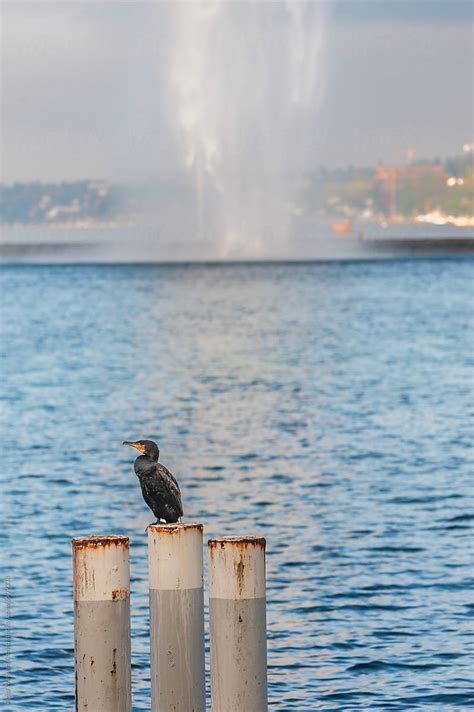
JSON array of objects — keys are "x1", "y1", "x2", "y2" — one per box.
[{"x1": 136, "y1": 454, "x2": 158, "y2": 464}]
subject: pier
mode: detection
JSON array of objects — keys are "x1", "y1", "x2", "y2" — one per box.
[{"x1": 72, "y1": 528, "x2": 268, "y2": 712}]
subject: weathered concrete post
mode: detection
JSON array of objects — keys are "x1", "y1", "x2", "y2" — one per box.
[
  {"x1": 208, "y1": 536, "x2": 267, "y2": 712},
  {"x1": 72, "y1": 535, "x2": 131, "y2": 712},
  {"x1": 148, "y1": 523, "x2": 205, "y2": 712}
]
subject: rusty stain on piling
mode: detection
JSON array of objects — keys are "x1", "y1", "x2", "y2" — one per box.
[
  {"x1": 235, "y1": 557, "x2": 245, "y2": 595},
  {"x1": 111, "y1": 588, "x2": 129, "y2": 601},
  {"x1": 111, "y1": 648, "x2": 117, "y2": 676},
  {"x1": 147, "y1": 522, "x2": 203, "y2": 535},
  {"x1": 72, "y1": 535, "x2": 129, "y2": 550},
  {"x1": 208, "y1": 536, "x2": 266, "y2": 552}
]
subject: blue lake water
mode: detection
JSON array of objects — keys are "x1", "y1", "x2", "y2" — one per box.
[{"x1": 0, "y1": 260, "x2": 473, "y2": 710}]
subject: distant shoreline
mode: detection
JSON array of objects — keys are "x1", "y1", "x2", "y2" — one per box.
[
  {"x1": 1, "y1": 235, "x2": 473, "y2": 265},
  {"x1": 2, "y1": 216, "x2": 474, "y2": 231}
]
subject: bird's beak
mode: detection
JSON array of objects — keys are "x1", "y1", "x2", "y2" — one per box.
[{"x1": 123, "y1": 441, "x2": 145, "y2": 453}]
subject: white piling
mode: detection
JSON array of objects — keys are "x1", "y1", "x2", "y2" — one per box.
[
  {"x1": 208, "y1": 536, "x2": 268, "y2": 712},
  {"x1": 72, "y1": 535, "x2": 131, "y2": 712},
  {"x1": 148, "y1": 523, "x2": 205, "y2": 712}
]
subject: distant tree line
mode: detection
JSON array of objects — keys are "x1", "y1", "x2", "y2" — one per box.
[
  {"x1": 1, "y1": 154, "x2": 472, "y2": 224},
  {"x1": 307, "y1": 153, "x2": 473, "y2": 219},
  {"x1": 0, "y1": 181, "x2": 132, "y2": 224}
]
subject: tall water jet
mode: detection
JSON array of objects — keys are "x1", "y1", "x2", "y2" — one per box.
[{"x1": 163, "y1": 0, "x2": 327, "y2": 257}]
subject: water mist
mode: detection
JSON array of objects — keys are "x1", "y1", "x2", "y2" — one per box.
[{"x1": 163, "y1": 0, "x2": 327, "y2": 258}]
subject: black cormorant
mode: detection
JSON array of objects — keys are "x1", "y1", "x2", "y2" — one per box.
[{"x1": 123, "y1": 439, "x2": 183, "y2": 524}]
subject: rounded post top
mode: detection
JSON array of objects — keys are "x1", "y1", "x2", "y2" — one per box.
[
  {"x1": 148, "y1": 522, "x2": 203, "y2": 590},
  {"x1": 147, "y1": 522, "x2": 203, "y2": 535},
  {"x1": 208, "y1": 536, "x2": 266, "y2": 551},
  {"x1": 208, "y1": 535, "x2": 266, "y2": 600},
  {"x1": 73, "y1": 535, "x2": 130, "y2": 602},
  {"x1": 72, "y1": 535, "x2": 129, "y2": 550}
]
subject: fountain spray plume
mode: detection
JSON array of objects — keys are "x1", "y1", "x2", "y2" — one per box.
[{"x1": 166, "y1": 0, "x2": 328, "y2": 258}]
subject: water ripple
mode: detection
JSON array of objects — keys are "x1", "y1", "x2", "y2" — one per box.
[{"x1": 0, "y1": 261, "x2": 473, "y2": 709}]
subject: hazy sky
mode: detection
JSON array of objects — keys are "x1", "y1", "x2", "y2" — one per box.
[{"x1": 1, "y1": 0, "x2": 472, "y2": 183}]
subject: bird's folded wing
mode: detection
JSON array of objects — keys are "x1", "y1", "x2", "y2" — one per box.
[{"x1": 155, "y1": 463, "x2": 184, "y2": 517}]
